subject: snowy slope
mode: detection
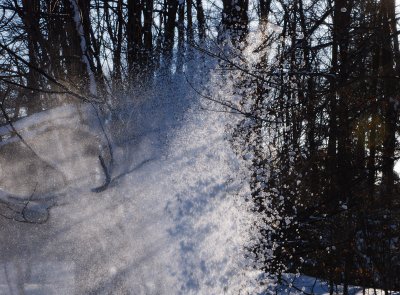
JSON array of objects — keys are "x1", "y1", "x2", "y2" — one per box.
[{"x1": 0, "y1": 70, "x2": 254, "y2": 294}]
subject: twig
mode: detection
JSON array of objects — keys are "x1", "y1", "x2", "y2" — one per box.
[
  {"x1": 90, "y1": 102, "x2": 114, "y2": 193},
  {"x1": 184, "y1": 75, "x2": 284, "y2": 124},
  {"x1": 91, "y1": 154, "x2": 111, "y2": 193},
  {"x1": 21, "y1": 183, "x2": 38, "y2": 222}
]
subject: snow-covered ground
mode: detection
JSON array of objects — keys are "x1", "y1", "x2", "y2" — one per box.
[{"x1": 0, "y1": 71, "x2": 255, "y2": 294}]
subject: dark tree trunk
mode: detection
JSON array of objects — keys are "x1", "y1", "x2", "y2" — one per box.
[
  {"x1": 127, "y1": 0, "x2": 143, "y2": 80},
  {"x1": 176, "y1": 1, "x2": 185, "y2": 73},
  {"x1": 163, "y1": 0, "x2": 179, "y2": 69},
  {"x1": 187, "y1": 0, "x2": 194, "y2": 43},
  {"x1": 21, "y1": 0, "x2": 42, "y2": 114},
  {"x1": 220, "y1": 0, "x2": 249, "y2": 42},
  {"x1": 142, "y1": 0, "x2": 154, "y2": 82},
  {"x1": 195, "y1": 0, "x2": 206, "y2": 41}
]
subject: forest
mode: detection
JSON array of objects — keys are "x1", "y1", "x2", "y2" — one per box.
[{"x1": 0, "y1": 0, "x2": 399, "y2": 294}]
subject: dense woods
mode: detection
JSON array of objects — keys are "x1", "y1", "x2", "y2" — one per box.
[
  {"x1": 227, "y1": 0, "x2": 400, "y2": 292},
  {"x1": 0, "y1": 0, "x2": 399, "y2": 293}
]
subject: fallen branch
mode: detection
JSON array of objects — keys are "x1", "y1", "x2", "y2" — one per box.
[{"x1": 91, "y1": 154, "x2": 111, "y2": 193}]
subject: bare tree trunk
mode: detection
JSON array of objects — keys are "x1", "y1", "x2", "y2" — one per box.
[
  {"x1": 21, "y1": 0, "x2": 42, "y2": 114},
  {"x1": 163, "y1": 0, "x2": 178, "y2": 70},
  {"x1": 127, "y1": 0, "x2": 143, "y2": 81},
  {"x1": 380, "y1": 0, "x2": 397, "y2": 207},
  {"x1": 195, "y1": 0, "x2": 206, "y2": 41},
  {"x1": 143, "y1": 0, "x2": 154, "y2": 82},
  {"x1": 220, "y1": 0, "x2": 249, "y2": 43},
  {"x1": 115, "y1": 0, "x2": 124, "y2": 86},
  {"x1": 63, "y1": 0, "x2": 88, "y2": 91},
  {"x1": 187, "y1": 0, "x2": 194, "y2": 43},
  {"x1": 176, "y1": 1, "x2": 185, "y2": 74}
]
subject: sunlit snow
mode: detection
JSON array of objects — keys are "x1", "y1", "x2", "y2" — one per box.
[{"x1": 0, "y1": 67, "x2": 255, "y2": 294}]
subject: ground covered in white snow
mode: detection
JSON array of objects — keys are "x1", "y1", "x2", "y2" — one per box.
[{"x1": 0, "y1": 68, "x2": 257, "y2": 294}]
